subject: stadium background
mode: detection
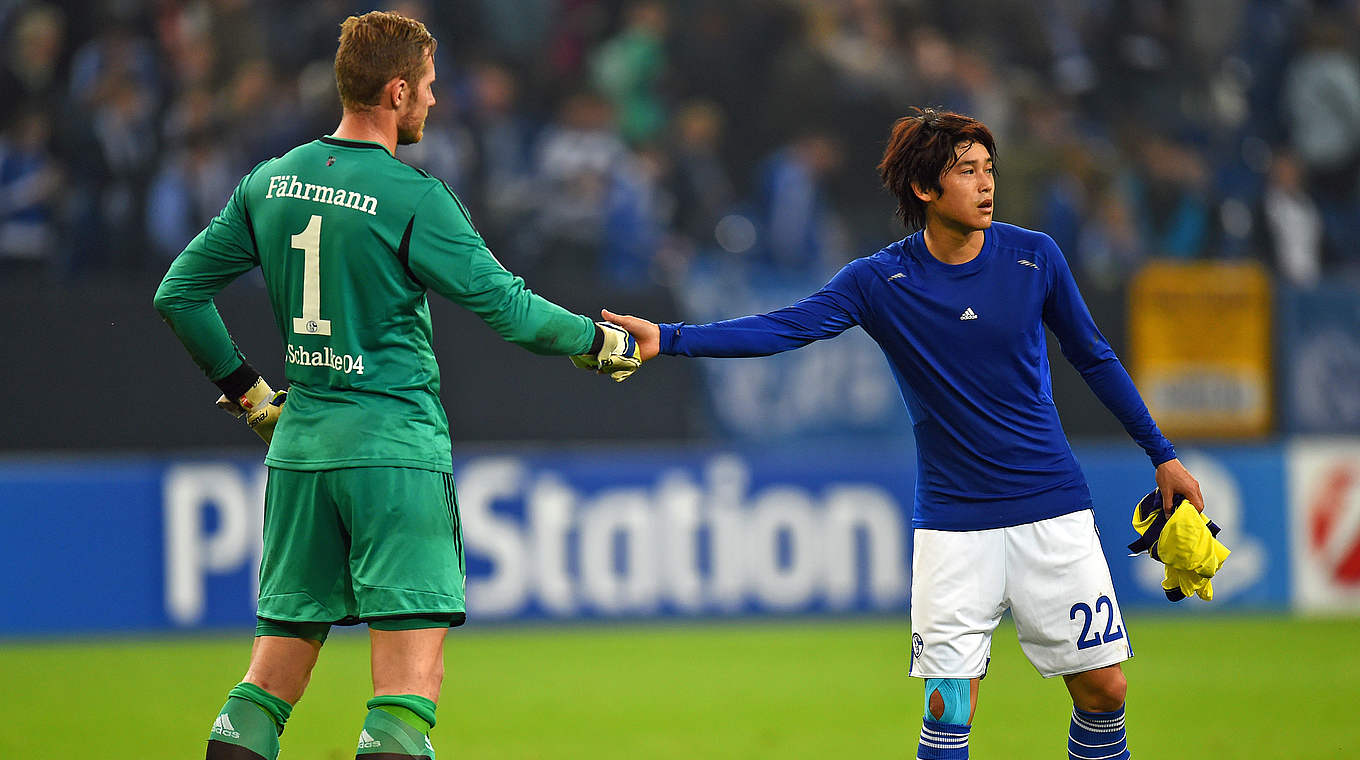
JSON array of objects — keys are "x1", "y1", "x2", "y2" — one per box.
[{"x1": 2, "y1": 0, "x2": 1360, "y2": 757}]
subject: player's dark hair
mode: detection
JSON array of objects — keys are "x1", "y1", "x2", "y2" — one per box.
[
  {"x1": 878, "y1": 108, "x2": 997, "y2": 231},
  {"x1": 335, "y1": 11, "x2": 437, "y2": 112}
]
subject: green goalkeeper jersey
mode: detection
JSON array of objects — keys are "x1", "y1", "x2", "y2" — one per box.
[{"x1": 155, "y1": 136, "x2": 596, "y2": 472}]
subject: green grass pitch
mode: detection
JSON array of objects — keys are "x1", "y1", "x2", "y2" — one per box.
[{"x1": 2, "y1": 614, "x2": 1356, "y2": 758}]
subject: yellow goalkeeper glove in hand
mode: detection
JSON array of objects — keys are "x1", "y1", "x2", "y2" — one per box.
[
  {"x1": 571, "y1": 322, "x2": 643, "y2": 382},
  {"x1": 215, "y1": 376, "x2": 287, "y2": 445},
  {"x1": 1128, "y1": 489, "x2": 1231, "y2": 602}
]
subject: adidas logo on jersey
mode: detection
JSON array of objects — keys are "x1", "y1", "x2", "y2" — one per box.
[
  {"x1": 888, "y1": 272, "x2": 906, "y2": 280},
  {"x1": 960, "y1": 307, "x2": 978, "y2": 321},
  {"x1": 1017, "y1": 259, "x2": 1039, "y2": 269},
  {"x1": 211, "y1": 714, "x2": 241, "y2": 739},
  {"x1": 357, "y1": 729, "x2": 382, "y2": 750}
]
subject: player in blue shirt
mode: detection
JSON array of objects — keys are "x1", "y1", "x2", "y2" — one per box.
[{"x1": 599, "y1": 109, "x2": 1204, "y2": 760}]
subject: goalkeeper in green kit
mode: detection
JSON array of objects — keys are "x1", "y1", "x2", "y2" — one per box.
[{"x1": 153, "y1": 11, "x2": 640, "y2": 760}]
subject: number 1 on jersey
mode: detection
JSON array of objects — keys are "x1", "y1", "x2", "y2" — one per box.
[{"x1": 290, "y1": 214, "x2": 332, "y2": 337}]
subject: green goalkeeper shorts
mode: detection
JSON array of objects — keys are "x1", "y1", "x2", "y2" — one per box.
[{"x1": 257, "y1": 467, "x2": 466, "y2": 627}]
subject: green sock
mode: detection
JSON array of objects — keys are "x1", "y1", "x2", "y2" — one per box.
[
  {"x1": 377, "y1": 705, "x2": 433, "y2": 734},
  {"x1": 207, "y1": 682, "x2": 293, "y2": 759},
  {"x1": 230, "y1": 683, "x2": 293, "y2": 733},
  {"x1": 357, "y1": 695, "x2": 437, "y2": 758}
]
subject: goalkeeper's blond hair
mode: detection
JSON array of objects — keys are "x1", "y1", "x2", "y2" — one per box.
[{"x1": 334, "y1": 11, "x2": 437, "y2": 112}]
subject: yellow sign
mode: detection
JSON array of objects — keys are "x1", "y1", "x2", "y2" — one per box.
[{"x1": 1128, "y1": 261, "x2": 1272, "y2": 438}]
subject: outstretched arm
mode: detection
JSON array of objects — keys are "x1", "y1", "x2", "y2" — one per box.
[
  {"x1": 604, "y1": 264, "x2": 865, "y2": 359},
  {"x1": 408, "y1": 182, "x2": 595, "y2": 356}
]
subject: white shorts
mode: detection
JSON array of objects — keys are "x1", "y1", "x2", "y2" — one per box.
[{"x1": 909, "y1": 509, "x2": 1132, "y2": 679}]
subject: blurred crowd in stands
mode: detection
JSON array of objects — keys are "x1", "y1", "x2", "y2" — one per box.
[{"x1": 2, "y1": 0, "x2": 1359, "y2": 294}]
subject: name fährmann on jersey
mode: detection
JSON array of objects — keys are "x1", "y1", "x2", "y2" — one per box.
[{"x1": 266, "y1": 174, "x2": 378, "y2": 216}]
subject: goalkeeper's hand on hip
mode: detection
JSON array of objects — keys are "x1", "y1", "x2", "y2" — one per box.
[
  {"x1": 216, "y1": 376, "x2": 288, "y2": 444},
  {"x1": 571, "y1": 322, "x2": 644, "y2": 382}
]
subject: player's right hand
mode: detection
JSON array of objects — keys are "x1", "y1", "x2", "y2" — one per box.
[
  {"x1": 571, "y1": 322, "x2": 643, "y2": 382},
  {"x1": 215, "y1": 377, "x2": 287, "y2": 444},
  {"x1": 600, "y1": 309, "x2": 660, "y2": 361}
]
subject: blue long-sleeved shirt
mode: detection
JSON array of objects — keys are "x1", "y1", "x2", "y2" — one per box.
[{"x1": 660, "y1": 222, "x2": 1175, "y2": 530}]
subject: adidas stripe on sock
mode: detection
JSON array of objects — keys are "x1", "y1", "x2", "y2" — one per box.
[
  {"x1": 212, "y1": 714, "x2": 238, "y2": 736},
  {"x1": 1068, "y1": 705, "x2": 1130, "y2": 760},
  {"x1": 917, "y1": 718, "x2": 969, "y2": 759},
  {"x1": 356, "y1": 706, "x2": 434, "y2": 759},
  {"x1": 207, "y1": 695, "x2": 281, "y2": 760}
]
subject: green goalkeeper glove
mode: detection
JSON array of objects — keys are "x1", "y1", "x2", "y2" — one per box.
[
  {"x1": 216, "y1": 376, "x2": 287, "y2": 444},
  {"x1": 571, "y1": 322, "x2": 643, "y2": 382}
]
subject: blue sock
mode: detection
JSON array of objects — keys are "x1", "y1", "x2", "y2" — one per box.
[
  {"x1": 917, "y1": 718, "x2": 969, "y2": 759},
  {"x1": 1068, "y1": 705, "x2": 1130, "y2": 760}
]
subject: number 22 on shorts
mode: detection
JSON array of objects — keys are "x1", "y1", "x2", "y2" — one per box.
[{"x1": 1069, "y1": 595, "x2": 1124, "y2": 651}]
